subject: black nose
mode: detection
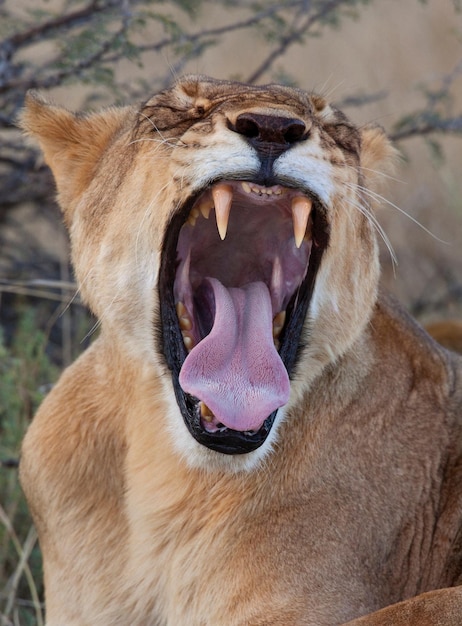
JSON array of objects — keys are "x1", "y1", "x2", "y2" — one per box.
[{"x1": 233, "y1": 113, "x2": 307, "y2": 147}]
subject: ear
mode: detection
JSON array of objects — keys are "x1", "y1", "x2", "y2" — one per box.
[
  {"x1": 360, "y1": 124, "x2": 400, "y2": 199},
  {"x1": 19, "y1": 92, "x2": 131, "y2": 220}
]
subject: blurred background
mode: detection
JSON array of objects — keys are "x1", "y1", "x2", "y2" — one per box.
[{"x1": 1, "y1": 0, "x2": 462, "y2": 623}]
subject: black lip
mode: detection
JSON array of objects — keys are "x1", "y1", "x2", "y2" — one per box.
[
  {"x1": 172, "y1": 383, "x2": 276, "y2": 454},
  {"x1": 158, "y1": 178, "x2": 329, "y2": 455}
]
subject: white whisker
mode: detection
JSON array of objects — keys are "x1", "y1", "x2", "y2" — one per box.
[
  {"x1": 342, "y1": 161, "x2": 404, "y2": 185},
  {"x1": 357, "y1": 165, "x2": 404, "y2": 185},
  {"x1": 134, "y1": 112, "x2": 186, "y2": 149},
  {"x1": 81, "y1": 318, "x2": 102, "y2": 343},
  {"x1": 346, "y1": 181, "x2": 449, "y2": 244},
  {"x1": 128, "y1": 136, "x2": 184, "y2": 150},
  {"x1": 341, "y1": 193, "x2": 398, "y2": 270}
]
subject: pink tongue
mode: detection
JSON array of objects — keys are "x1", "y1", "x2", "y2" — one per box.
[{"x1": 179, "y1": 278, "x2": 290, "y2": 432}]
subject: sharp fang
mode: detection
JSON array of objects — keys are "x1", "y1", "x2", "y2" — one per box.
[
  {"x1": 291, "y1": 196, "x2": 312, "y2": 248},
  {"x1": 212, "y1": 183, "x2": 233, "y2": 240},
  {"x1": 241, "y1": 182, "x2": 251, "y2": 193},
  {"x1": 200, "y1": 401, "x2": 214, "y2": 422}
]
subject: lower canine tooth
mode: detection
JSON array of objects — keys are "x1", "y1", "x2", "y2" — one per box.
[
  {"x1": 291, "y1": 196, "x2": 313, "y2": 248},
  {"x1": 273, "y1": 311, "x2": 286, "y2": 337},
  {"x1": 200, "y1": 401, "x2": 214, "y2": 422}
]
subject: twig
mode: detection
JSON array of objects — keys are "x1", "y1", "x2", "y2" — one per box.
[
  {"x1": 1, "y1": 0, "x2": 104, "y2": 52},
  {"x1": 246, "y1": 0, "x2": 346, "y2": 83},
  {"x1": 0, "y1": 508, "x2": 44, "y2": 626},
  {"x1": 103, "y1": 0, "x2": 306, "y2": 64},
  {"x1": 0, "y1": 284, "x2": 80, "y2": 305},
  {"x1": 1, "y1": 9, "x2": 132, "y2": 94},
  {"x1": 391, "y1": 114, "x2": 462, "y2": 142},
  {"x1": 0, "y1": 279, "x2": 77, "y2": 290}
]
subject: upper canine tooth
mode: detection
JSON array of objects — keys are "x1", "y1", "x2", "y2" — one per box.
[
  {"x1": 241, "y1": 182, "x2": 251, "y2": 193},
  {"x1": 291, "y1": 196, "x2": 313, "y2": 248},
  {"x1": 212, "y1": 183, "x2": 233, "y2": 240}
]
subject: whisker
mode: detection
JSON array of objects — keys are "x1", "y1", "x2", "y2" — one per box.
[
  {"x1": 357, "y1": 165, "x2": 404, "y2": 185},
  {"x1": 342, "y1": 161, "x2": 404, "y2": 185},
  {"x1": 135, "y1": 112, "x2": 186, "y2": 149},
  {"x1": 81, "y1": 318, "x2": 102, "y2": 344},
  {"x1": 341, "y1": 193, "x2": 398, "y2": 270},
  {"x1": 346, "y1": 181, "x2": 449, "y2": 244},
  {"x1": 127, "y1": 136, "x2": 184, "y2": 150}
]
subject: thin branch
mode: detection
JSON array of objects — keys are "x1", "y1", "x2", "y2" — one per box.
[
  {"x1": 336, "y1": 90, "x2": 388, "y2": 109},
  {"x1": 246, "y1": 0, "x2": 346, "y2": 84},
  {"x1": 1, "y1": 0, "x2": 107, "y2": 52},
  {"x1": 391, "y1": 114, "x2": 462, "y2": 142},
  {"x1": 0, "y1": 509, "x2": 43, "y2": 626},
  {"x1": 1, "y1": 8, "x2": 132, "y2": 94},
  {"x1": 103, "y1": 0, "x2": 307, "y2": 64},
  {"x1": 0, "y1": 287, "x2": 79, "y2": 304}
]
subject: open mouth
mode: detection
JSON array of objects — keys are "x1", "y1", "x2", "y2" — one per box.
[{"x1": 159, "y1": 179, "x2": 328, "y2": 454}]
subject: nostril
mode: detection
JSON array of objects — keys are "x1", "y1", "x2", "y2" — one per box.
[
  {"x1": 234, "y1": 116, "x2": 260, "y2": 139},
  {"x1": 283, "y1": 120, "x2": 307, "y2": 143},
  {"x1": 231, "y1": 113, "x2": 307, "y2": 146}
]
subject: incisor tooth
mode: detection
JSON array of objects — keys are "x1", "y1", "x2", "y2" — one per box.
[
  {"x1": 212, "y1": 183, "x2": 233, "y2": 240},
  {"x1": 291, "y1": 196, "x2": 313, "y2": 248}
]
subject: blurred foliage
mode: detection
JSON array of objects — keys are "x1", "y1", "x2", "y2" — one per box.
[{"x1": 0, "y1": 310, "x2": 57, "y2": 625}]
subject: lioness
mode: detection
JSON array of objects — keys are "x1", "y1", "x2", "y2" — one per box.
[{"x1": 20, "y1": 76, "x2": 462, "y2": 625}]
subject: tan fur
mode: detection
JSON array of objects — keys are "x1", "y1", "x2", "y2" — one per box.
[{"x1": 19, "y1": 76, "x2": 462, "y2": 625}]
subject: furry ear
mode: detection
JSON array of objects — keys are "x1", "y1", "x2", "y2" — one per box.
[
  {"x1": 19, "y1": 92, "x2": 130, "y2": 220},
  {"x1": 360, "y1": 125, "x2": 400, "y2": 199}
]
